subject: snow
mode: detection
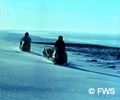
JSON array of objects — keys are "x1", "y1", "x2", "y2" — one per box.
[{"x1": 0, "y1": 31, "x2": 120, "y2": 100}]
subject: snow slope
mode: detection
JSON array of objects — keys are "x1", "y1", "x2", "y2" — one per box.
[{"x1": 0, "y1": 31, "x2": 120, "y2": 100}]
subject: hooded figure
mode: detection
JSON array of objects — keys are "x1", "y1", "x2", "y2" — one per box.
[
  {"x1": 54, "y1": 35, "x2": 67, "y2": 64},
  {"x1": 20, "y1": 32, "x2": 31, "y2": 52},
  {"x1": 55, "y1": 35, "x2": 65, "y2": 56}
]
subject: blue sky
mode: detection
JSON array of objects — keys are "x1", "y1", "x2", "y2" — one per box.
[{"x1": 0, "y1": 0, "x2": 120, "y2": 33}]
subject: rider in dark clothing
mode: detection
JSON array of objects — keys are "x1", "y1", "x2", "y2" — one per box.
[
  {"x1": 20, "y1": 32, "x2": 31, "y2": 52},
  {"x1": 55, "y1": 35, "x2": 65, "y2": 56},
  {"x1": 54, "y1": 35, "x2": 67, "y2": 64}
]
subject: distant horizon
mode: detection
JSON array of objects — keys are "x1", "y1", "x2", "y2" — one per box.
[
  {"x1": 0, "y1": 29, "x2": 120, "y2": 34},
  {"x1": 0, "y1": 29, "x2": 120, "y2": 48}
]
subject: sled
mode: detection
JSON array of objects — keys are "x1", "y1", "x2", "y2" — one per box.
[
  {"x1": 42, "y1": 46, "x2": 68, "y2": 65},
  {"x1": 43, "y1": 46, "x2": 54, "y2": 58}
]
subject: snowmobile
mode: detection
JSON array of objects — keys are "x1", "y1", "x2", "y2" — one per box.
[
  {"x1": 20, "y1": 41, "x2": 31, "y2": 52},
  {"x1": 43, "y1": 46, "x2": 67, "y2": 65}
]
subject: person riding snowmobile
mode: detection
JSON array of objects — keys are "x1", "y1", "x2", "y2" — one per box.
[
  {"x1": 20, "y1": 32, "x2": 31, "y2": 52},
  {"x1": 54, "y1": 35, "x2": 67, "y2": 64}
]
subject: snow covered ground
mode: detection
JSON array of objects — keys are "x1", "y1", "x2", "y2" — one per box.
[{"x1": 0, "y1": 31, "x2": 120, "y2": 100}]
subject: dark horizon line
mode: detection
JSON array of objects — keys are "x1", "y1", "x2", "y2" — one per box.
[{"x1": 32, "y1": 42, "x2": 120, "y2": 49}]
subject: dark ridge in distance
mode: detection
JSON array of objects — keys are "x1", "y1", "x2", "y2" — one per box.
[{"x1": 31, "y1": 42, "x2": 120, "y2": 49}]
